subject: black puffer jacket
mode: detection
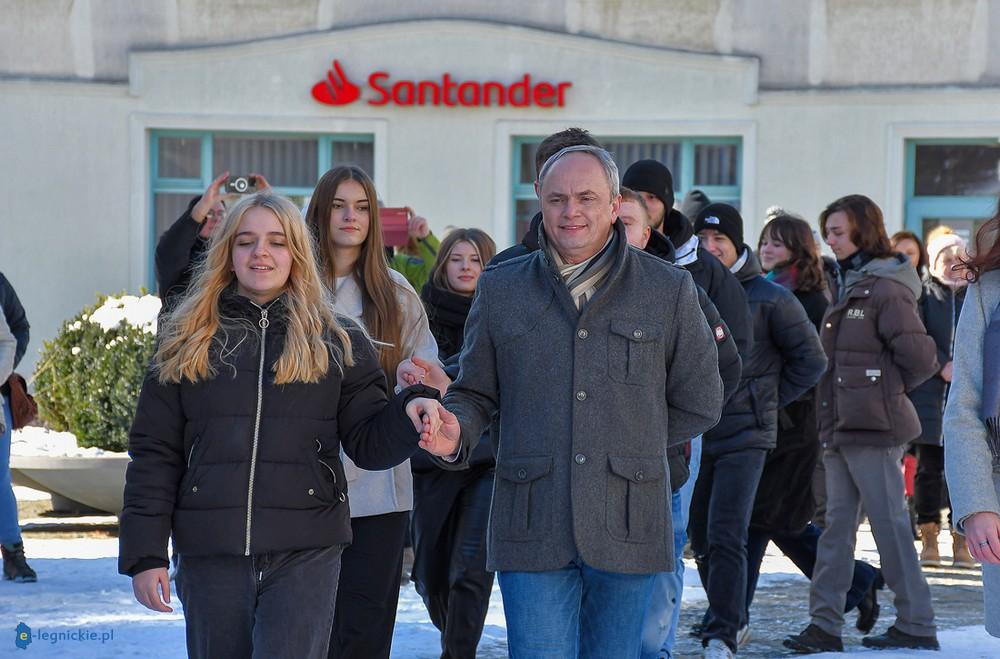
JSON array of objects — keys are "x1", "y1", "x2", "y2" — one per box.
[
  {"x1": 118, "y1": 291, "x2": 436, "y2": 576},
  {"x1": 155, "y1": 195, "x2": 209, "y2": 312},
  {"x1": 705, "y1": 248, "x2": 827, "y2": 456},
  {"x1": 908, "y1": 276, "x2": 966, "y2": 446}
]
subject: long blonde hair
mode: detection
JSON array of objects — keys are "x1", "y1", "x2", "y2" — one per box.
[
  {"x1": 155, "y1": 193, "x2": 354, "y2": 384},
  {"x1": 430, "y1": 229, "x2": 497, "y2": 293},
  {"x1": 305, "y1": 166, "x2": 405, "y2": 378}
]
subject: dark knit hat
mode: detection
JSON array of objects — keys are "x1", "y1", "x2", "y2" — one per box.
[
  {"x1": 622, "y1": 160, "x2": 675, "y2": 213},
  {"x1": 694, "y1": 203, "x2": 744, "y2": 249},
  {"x1": 680, "y1": 189, "x2": 711, "y2": 221}
]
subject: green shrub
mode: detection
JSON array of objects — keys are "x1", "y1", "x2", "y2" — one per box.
[{"x1": 33, "y1": 293, "x2": 160, "y2": 452}]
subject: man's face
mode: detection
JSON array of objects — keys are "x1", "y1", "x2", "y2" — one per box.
[
  {"x1": 699, "y1": 228, "x2": 739, "y2": 268},
  {"x1": 639, "y1": 191, "x2": 666, "y2": 232},
  {"x1": 619, "y1": 200, "x2": 651, "y2": 250},
  {"x1": 539, "y1": 153, "x2": 620, "y2": 264},
  {"x1": 824, "y1": 211, "x2": 858, "y2": 261}
]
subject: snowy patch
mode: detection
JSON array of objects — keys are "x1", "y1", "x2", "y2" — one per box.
[
  {"x1": 10, "y1": 426, "x2": 118, "y2": 458},
  {"x1": 87, "y1": 294, "x2": 160, "y2": 334}
]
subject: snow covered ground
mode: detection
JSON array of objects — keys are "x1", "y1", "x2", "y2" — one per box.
[{"x1": 3, "y1": 487, "x2": 1000, "y2": 657}]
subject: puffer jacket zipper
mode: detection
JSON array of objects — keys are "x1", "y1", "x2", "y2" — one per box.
[{"x1": 245, "y1": 299, "x2": 274, "y2": 556}]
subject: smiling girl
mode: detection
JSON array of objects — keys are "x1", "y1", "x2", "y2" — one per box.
[{"x1": 118, "y1": 192, "x2": 446, "y2": 658}]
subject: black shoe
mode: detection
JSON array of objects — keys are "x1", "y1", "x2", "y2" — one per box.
[
  {"x1": 856, "y1": 568, "x2": 884, "y2": 634},
  {"x1": 783, "y1": 624, "x2": 844, "y2": 654},
  {"x1": 861, "y1": 625, "x2": 939, "y2": 650},
  {"x1": 2, "y1": 542, "x2": 37, "y2": 583}
]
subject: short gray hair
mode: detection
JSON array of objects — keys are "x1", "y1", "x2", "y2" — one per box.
[{"x1": 537, "y1": 145, "x2": 620, "y2": 200}]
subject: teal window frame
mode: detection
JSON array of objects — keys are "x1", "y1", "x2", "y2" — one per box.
[
  {"x1": 904, "y1": 138, "x2": 999, "y2": 237},
  {"x1": 511, "y1": 135, "x2": 743, "y2": 239},
  {"x1": 148, "y1": 130, "x2": 374, "y2": 288}
]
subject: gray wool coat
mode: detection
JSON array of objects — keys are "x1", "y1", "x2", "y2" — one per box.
[
  {"x1": 441, "y1": 222, "x2": 724, "y2": 575},
  {"x1": 943, "y1": 269, "x2": 1000, "y2": 637}
]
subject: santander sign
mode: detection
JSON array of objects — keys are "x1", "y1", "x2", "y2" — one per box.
[{"x1": 312, "y1": 60, "x2": 572, "y2": 108}]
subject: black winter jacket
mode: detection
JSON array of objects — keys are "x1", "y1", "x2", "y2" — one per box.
[
  {"x1": 0, "y1": 271, "x2": 29, "y2": 371},
  {"x1": 118, "y1": 291, "x2": 435, "y2": 576},
  {"x1": 705, "y1": 248, "x2": 827, "y2": 456},
  {"x1": 908, "y1": 276, "x2": 966, "y2": 446},
  {"x1": 155, "y1": 196, "x2": 209, "y2": 312}
]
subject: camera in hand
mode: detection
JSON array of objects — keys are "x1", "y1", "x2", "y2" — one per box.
[
  {"x1": 226, "y1": 175, "x2": 258, "y2": 194},
  {"x1": 381, "y1": 207, "x2": 411, "y2": 247}
]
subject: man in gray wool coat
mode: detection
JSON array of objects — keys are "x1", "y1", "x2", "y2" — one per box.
[{"x1": 422, "y1": 144, "x2": 725, "y2": 657}]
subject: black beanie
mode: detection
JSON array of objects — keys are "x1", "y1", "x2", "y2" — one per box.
[
  {"x1": 694, "y1": 203, "x2": 744, "y2": 249},
  {"x1": 680, "y1": 189, "x2": 711, "y2": 221},
  {"x1": 622, "y1": 160, "x2": 675, "y2": 213}
]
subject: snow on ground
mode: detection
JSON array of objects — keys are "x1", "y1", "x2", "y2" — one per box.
[
  {"x1": 2, "y1": 534, "x2": 999, "y2": 658},
  {"x1": 10, "y1": 427, "x2": 116, "y2": 458}
]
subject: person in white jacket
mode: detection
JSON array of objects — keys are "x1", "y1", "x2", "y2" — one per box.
[{"x1": 305, "y1": 165, "x2": 440, "y2": 659}]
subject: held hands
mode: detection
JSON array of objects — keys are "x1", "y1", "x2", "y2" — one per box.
[
  {"x1": 964, "y1": 512, "x2": 1000, "y2": 564},
  {"x1": 132, "y1": 567, "x2": 173, "y2": 612},
  {"x1": 396, "y1": 356, "x2": 452, "y2": 394},
  {"x1": 404, "y1": 398, "x2": 461, "y2": 457}
]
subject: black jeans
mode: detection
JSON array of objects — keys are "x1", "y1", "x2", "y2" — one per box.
[
  {"x1": 689, "y1": 447, "x2": 768, "y2": 651},
  {"x1": 411, "y1": 465, "x2": 496, "y2": 659},
  {"x1": 329, "y1": 511, "x2": 408, "y2": 659},
  {"x1": 914, "y1": 444, "x2": 953, "y2": 526},
  {"x1": 745, "y1": 522, "x2": 878, "y2": 617},
  {"x1": 176, "y1": 544, "x2": 344, "y2": 659}
]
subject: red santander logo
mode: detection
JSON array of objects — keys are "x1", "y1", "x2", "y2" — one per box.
[{"x1": 311, "y1": 59, "x2": 571, "y2": 108}]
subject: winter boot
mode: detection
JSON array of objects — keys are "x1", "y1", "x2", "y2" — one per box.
[
  {"x1": 783, "y1": 624, "x2": 844, "y2": 653},
  {"x1": 2, "y1": 542, "x2": 37, "y2": 583},
  {"x1": 918, "y1": 522, "x2": 941, "y2": 567},
  {"x1": 952, "y1": 534, "x2": 977, "y2": 569},
  {"x1": 861, "y1": 625, "x2": 939, "y2": 650}
]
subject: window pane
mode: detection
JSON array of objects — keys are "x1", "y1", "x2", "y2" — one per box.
[
  {"x1": 514, "y1": 199, "x2": 539, "y2": 245},
  {"x1": 154, "y1": 192, "x2": 197, "y2": 243},
  {"x1": 331, "y1": 140, "x2": 374, "y2": 175},
  {"x1": 520, "y1": 143, "x2": 540, "y2": 183},
  {"x1": 694, "y1": 144, "x2": 739, "y2": 186},
  {"x1": 213, "y1": 136, "x2": 318, "y2": 188},
  {"x1": 914, "y1": 144, "x2": 1000, "y2": 196},
  {"x1": 604, "y1": 142, "x2": 682, "y2": 191},
  {"x1": 158, "y1": 136, "x2": 201, "y2": 179}
]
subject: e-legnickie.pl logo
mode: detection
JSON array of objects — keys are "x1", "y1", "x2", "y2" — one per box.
[{"x1": 14, "y1": 622, "x2": 115, "y2": 650}]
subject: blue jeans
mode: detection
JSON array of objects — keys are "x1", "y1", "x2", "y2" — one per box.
[
  {"x1": 0, "y1": 397, "x2": 21, "y2": 545},
  {"x1": 499, "y1": 557, "x2": 656, "y2": 658},
  {"x1": 641, "y1": 437, "x2": 701, "y2": 659}
]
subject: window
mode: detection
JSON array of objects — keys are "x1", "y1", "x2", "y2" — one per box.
[
  {"x1": 511, "y1": 136, "x2": 742, "y2": 243},
  {"x1": 149, "y1": 131, "x2": 374, "y2": 286},
  {"x1": 904, "y1": 139, "x2": 999, "y2": 244}
]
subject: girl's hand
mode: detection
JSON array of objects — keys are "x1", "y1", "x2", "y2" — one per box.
[
  {"x1": 964, "y1": 511, "x2": 1000, "y2": 564},
  {"x1": 132, "y1": 567, "x2": 173, "y2": 612},
  {"x1": 396, "y1": 356, "x2": 452, "y2": 394}
]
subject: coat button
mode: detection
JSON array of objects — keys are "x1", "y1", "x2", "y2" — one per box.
[
  {"x1": 821, "y1": 401, "x2": 828, "y2": 407},
  {"x1": 308, "y1": 488, "x2": 315, "y2": 496},
  {"x1": 837, "y1": 377, "x2": 842, "y2": 383},
  {"x1": 191, "y1": 486, "x2": 198, "y2": 493},
  {"x1": 575, "y1": 453, "x2": 587, "y2": 465},
  {"x1": 577, "y1": 329, "x2": 589, "y2": 340},
  {"x1": 632, "y1": 329, "x2": 643, "y2": 339},
  {"x1": 864, "y1": 289, "x2": 870, "y2": 295},
  {"x1": 634, "y1": 471, "x2": 644, "y2": 481},
  {"x1": 517, "y1": 468, "x2": 527, "y2": 480},
  {"x1": 825, "y1": 322, "x2": 832, "y2": 328},
  {"x1": 576, "y1": 390, "x2": 587, "y2": 401}
]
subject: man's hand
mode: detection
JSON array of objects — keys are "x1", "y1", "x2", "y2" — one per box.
[
  {"x1": 191, "y1": 172, "x2": 230, "y2": 223},
  {"x1": 132, "y1": 567, "x2": 173, "y2": 612},
  {"x1": 404, "y1": 398, "x2": 461, "y2": 457},
  {"x1": 406, "y1": 207, "x2": 431, "y2": 240},
  {"x1": 964, "y1": 512, "x2": 1000, "y2": 564},
  {"x1": 396, "y1": 356, "x2": 452, "y2": 394},
  {"x1": 940, "y1": 360, "x2": 953, "y2": 383}
]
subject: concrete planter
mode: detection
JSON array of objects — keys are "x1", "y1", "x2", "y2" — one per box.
[{"x1": 10, "y1": 453, "x2": 130, "y2": 516}]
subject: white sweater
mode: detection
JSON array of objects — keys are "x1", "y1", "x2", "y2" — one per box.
[{"x1": 333, "y1": 269, "x2": 439, "y2": 517}]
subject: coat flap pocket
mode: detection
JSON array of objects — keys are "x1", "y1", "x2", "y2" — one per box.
[
  {"x1": 837, "y1": 365, "x2": 882, "y2": 387},
  {"x1": 607, "y1": 455, "x2": 665, "y2": 484},
  {"x1": 497, "y1": 456, "x2": 552, "y2": 483},
  {"x1": 609, "y1": 320, "x2": 663, "y2": 343}
]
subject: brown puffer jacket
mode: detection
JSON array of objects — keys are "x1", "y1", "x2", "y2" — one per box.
[{"x1": 816, "y1": 254, "x2": 939, "y2": 449}]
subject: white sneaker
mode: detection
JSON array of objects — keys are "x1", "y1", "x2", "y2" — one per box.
[
  {"x1": 736, "y1": 624, "x2": 751, "y2": 649},
  {"x1": 703, "y1": 638, "x2": 735, "y2": 659}
]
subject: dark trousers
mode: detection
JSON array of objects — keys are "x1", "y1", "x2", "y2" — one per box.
[
  {"x1": 412, "y1": 465, "x2": 496, "y2": 659},
  {"x1": 689, "y1": 447, "x2": 768, "y2": 651},
  {"x1": 914, "y1": 444, "x2": 953, "y2": 526},
  {"x1": 329, "y1": 511, "x2": 408, "y2": 659},
  {"x1": 745, "y1": 523, "x2": 878, "y2": 616},
  {"x1": 176, "y1": 545, "x2": 344, "y2": 659}
]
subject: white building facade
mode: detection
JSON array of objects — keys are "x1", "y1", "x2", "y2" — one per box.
[{"x1": 2, "y1": 1, "x2": 999, "y2": 374}]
